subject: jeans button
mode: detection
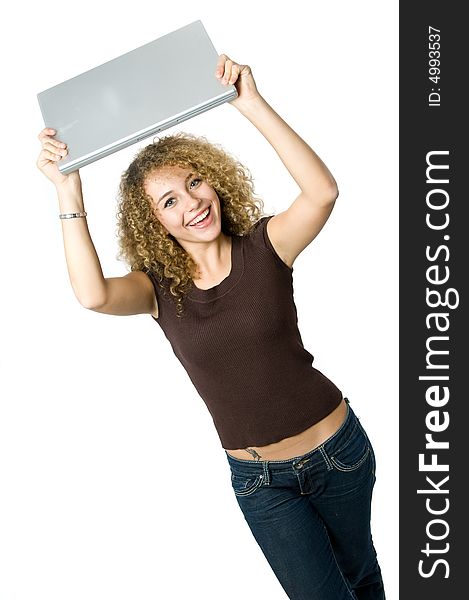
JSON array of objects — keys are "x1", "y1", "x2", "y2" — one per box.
[{"x1": 294, "y1": 457, "x2": 310, "y2": 470}]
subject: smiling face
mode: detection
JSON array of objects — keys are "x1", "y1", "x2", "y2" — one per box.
[{"x1": 144, "y1": 165, "x2": 222, "y2": 246}]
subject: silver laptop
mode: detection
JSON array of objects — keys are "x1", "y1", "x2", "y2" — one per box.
[{"x1": 37, "y1": 20, "x2": 237, "y2": 174}]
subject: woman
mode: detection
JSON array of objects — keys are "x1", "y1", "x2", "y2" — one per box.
[{"x1": 37, "y1": 54, "x2": 385, "y2": 599}]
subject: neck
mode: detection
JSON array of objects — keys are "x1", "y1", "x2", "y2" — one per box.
[{"x1": 181, "y1": 233, "x2": 232, "y2": 280}]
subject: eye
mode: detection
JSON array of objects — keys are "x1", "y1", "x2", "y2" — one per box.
[
  {"x1": 163, "y1": 197, "x2": 175, "y2": 208},
  {"x1": 190, "y1": 178, "x2": 201, "y2": 188}
]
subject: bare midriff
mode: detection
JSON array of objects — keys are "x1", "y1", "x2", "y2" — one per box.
[{"x1": 224, "y1": 397, "x2": 348, "y2": 461}]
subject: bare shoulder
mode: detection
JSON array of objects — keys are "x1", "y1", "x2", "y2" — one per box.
[
  {"x1": 262, "y1": 215, "x2": 294, "y2": 268},
  {"x1": 124, "y1": 270, "x2": 159, "y2": 319},
  {"x1": 91, "y1": 270, "x2": 159, "y2": 318},
  {"x1": 266, "y1": 194, "x2": 336, "y2": 268}
]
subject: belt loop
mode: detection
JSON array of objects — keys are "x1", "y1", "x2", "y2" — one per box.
[
  {"x1": 319, "y1": 445, "x2": 334, "y2": 471},
  {"x1": 262, "y1": 460, "x2": 271, "y2": 485}
]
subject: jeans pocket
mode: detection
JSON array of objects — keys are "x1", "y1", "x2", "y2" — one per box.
[
  {"x1": 370, "y1": 444, "x2": 377, "y2": 480},
  {"x1": 328, "y1": 423, "x2": 371, "y2": 472},
  {"x1": 231, "y1": 472, "x2": 264, "y2": 497}
]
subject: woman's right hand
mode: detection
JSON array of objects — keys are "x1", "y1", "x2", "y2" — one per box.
[{"x1": 36, "y1": 128, "x2": 81, "y2": 188}]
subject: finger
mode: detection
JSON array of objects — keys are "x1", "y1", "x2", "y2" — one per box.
[
  {"x1": 215, "y1": 54, "x2": 228, "y2": 78},
  {"x1": 222, "y1": 59, "x2": 234, "y2": 84},
  {"x1": 228, "y1": 63, "x2": 241, "y2": 85},
  {"x1": 38, "y1": 131, "x2": 67, "y2": 152},
  {"x1": 43, "y1": 141, "x2": 68, "y2": 156},
  {"x1": 216, "y1": 54, "x2": 234, "y2": 82},
  {"x1": 38, "y1": 127, "x2": 57, "y2": 141},
  {"x1": 40, "y1": 147, "x2": 66, "y2": 161},
  {"x1": 42, "y1": 138, "x2": 67, "y2": 152}
]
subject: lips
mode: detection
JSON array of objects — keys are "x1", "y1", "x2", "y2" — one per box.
[{"x1": 187, "y1": 206, "x2": 211, "y2": 227}]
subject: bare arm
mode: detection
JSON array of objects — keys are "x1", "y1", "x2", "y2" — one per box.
[
  {"x1": 36, "y1": 128, "x2": 158, "y2": 317},
  {"x1": 91, "y1": 271, "x2": 158, "y2": 317},
  {"x1": 55, "y1": 176, "x2": 107, "y2": 308},
  {"x1": 217, "y1": 56, "x2": 338, "y2": 267}
]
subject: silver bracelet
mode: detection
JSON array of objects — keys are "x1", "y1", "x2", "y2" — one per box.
[{"x1": 59, "y1": 211, "x2": 87, "y2": 220}]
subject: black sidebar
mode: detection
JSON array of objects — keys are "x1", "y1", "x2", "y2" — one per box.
[{"x1": 400, "y1": 2, "x2": 467, "y2": 597}]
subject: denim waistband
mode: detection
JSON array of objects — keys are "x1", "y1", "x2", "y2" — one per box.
[{"x1": 225, "y1": 399, "x2": 361, "y2": 473}]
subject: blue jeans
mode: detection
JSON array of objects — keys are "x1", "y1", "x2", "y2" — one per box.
[{"x1": 225, "y1": 399, "x2": 385, "y2": 599}]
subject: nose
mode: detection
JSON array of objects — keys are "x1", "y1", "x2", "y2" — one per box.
[{"x1": 186, "y1": 194, "x2": 201, "y2": 212}]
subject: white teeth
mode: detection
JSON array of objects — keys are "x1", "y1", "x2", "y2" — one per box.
[{"x1": 189, "y1": 207, "x2": 209, "y2": 226}]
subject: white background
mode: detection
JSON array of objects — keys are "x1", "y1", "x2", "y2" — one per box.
[{"x1": 0, "y1": 1, "x2": 398, "y2": 598}]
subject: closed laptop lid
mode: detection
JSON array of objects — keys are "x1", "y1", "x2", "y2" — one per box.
[{"x1": 37, "y1": 20, "x2": 237, "y2": 173}]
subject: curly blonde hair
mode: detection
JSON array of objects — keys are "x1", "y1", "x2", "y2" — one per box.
[{"x1": 116, "y1": 132, "x2": 265, "y2": 316}]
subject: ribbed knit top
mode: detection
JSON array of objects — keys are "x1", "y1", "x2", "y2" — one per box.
[{"x1": 143, "y1": 215, "x2": 342, "y2": 449}]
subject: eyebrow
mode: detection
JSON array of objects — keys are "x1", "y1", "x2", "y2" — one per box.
[{"x1": 157, "y1": 173, "x2": 194, "y2": 205}]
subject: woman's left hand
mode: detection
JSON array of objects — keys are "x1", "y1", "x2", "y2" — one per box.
[{"x1": 215, "y1": 54, "x2": 261, "y2": 109}]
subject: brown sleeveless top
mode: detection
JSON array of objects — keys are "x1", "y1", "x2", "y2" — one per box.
[{"x1": 143, "y1": 215, "x2": 342, "y2": 449}]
